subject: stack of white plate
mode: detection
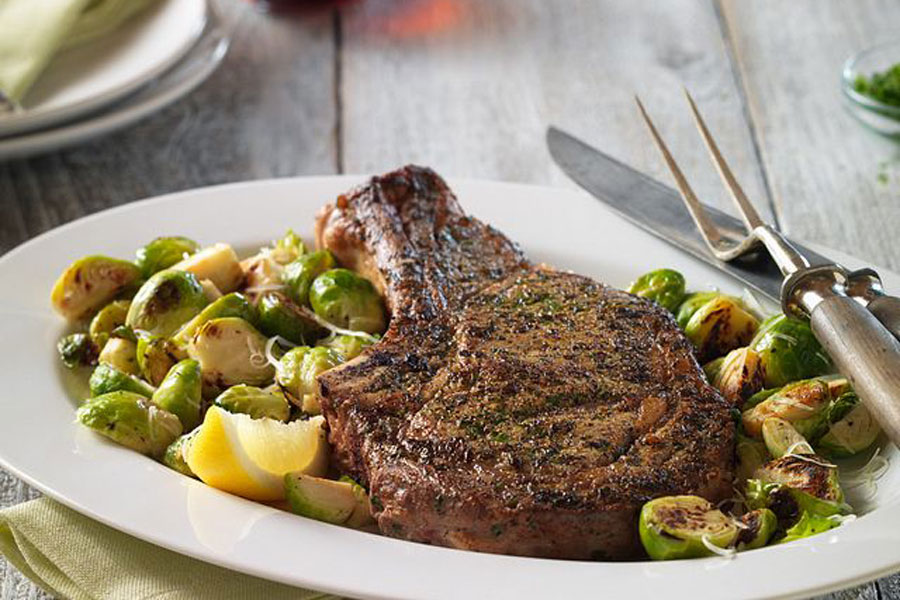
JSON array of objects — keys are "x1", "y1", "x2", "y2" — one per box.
[{"x1": 0, "y1": 0, "x2": 228, "y2": 161}]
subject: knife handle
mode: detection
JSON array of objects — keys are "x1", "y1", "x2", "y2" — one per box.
[
  {"x1": 846, "y1": 268, "x2": 900, "y2": 342},
  {"x1": 810, "y1": 295, "x2": 900, "y2": 446},
  {"x1": 868, "y1": 294, "x2": 900, "y2": 342}
]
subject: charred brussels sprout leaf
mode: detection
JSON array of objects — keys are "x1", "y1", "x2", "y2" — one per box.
[
  {"x1": 172, "y1": 292, "x2": 257, "y2": 346},
  {"x1": 735, "y1": 508, "x2": 778, "y2": 550},
  {"x1": 627, "y1": 269, "x2": 686, "y2": 312},
  {"x1": 57, "y1": 333, "x2": 98, "y2": 368},
  {"x1": 97, "y1": 337, "x2": 139, "y2": 376},
  {"x1": 51, "y1": 256, "x2": 142, "y2": 322},
  {"x1": 151, "y1": 359, "x2": 203, "y2": 430},
  {"x1": 214, "y1": 384, "x2": 290, "y2": 421},
  {"x1": 742, "y1": 379, "x2": 831, "y2": 439},
  {"x1": 750, "y1": 314, "x2": 832, "y2": 388},
  {"x1": 257, "y1": 293, "x2": 326, "y2": 345},
  {"x1": 163, "y1": 430, "x2": 197, "y2": 477},
  {"x1": 675, "y1": 291, "x2": 719, "y2": 329},
  {"x1": 187, "y1": 317, "x2": 275, "y2": 395},
  {"x1": 171, "y1": 243, "x2": 244, "y2": 294},
  {"x1": 754, "y1": 454, "x2": 847, "y2": 517},
  {"x1": 89, "y1": 363, "x2": 155, "y2": 398},
  {"x1": 817, "y1": 392, "x2": 881, "y2": 458},
  {"x1": 684, "y1": 295, "x2": 759, "y2": 363},
  {"x1": 88, "y1": 300, "x2": 130, "y2": 349},
  {"x1": 639, "y1": 495, "x2": 738, "y2": 560},
  {"x1": 276, "y1": 346, "x2": 341, "y2": 414},
  {"x1": 135, "y1": 236, "x2": 200, "y2": 278},
  {"x1": 283, "y1": 250, "x2": 335, "y2": 306},
  {"x1": 77, "y1": 391, "x2": 182, "y2": 457},
  {"x1": 126, "y1": 270, "x2": 209, "y2": 337},
  {"x1": 309, "y1": 269, "x2": 387, "y2": 334},
  {"x1": 316, "y1": 333, "x2": 377, "y2": 361},
  {"x1": 136, "y1": 335, "x2": 186, "y2": 386},
  {"x1": 762, "y1": 417, "x2": 814, "y2": 458},
  {"x1": 778, "y1": 511, "x2": 839, "y2": 544},
  {"x1": 711, "y1": 347, "x2": 765, "y2": 405}
]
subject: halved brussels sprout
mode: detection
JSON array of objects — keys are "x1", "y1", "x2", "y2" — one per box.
[
  {"x1": 743, "y1": 387, "x2": 779, "y2": 411},
  {"x1": 778, "y1": 511, "x2": 839, "y2": 544},
  {"x1": 684, "y1": 295, "x2": 759, "y2": 362},
  {"x1": 735, "y1": 508, "x2": 777, "y2": 550},
  {"x1": 163, "y1": 430, "x2": 197, "y2": 477},
  {"x1": 171, "y1": 243, "x2": 244, "y2": 294},
  {"x1": 57, "y1": 333, "x2": 99, "y2": 368},
  {"x1": 135, "y1": 236, "x2": 200, "y2": 278},
  {"x1": 742, "y1": 379, "x2": 831, "y2": 439},
  {"x1": 284, "y1": 472, "x2": 371, "y2": 526},
  {"x1": 171, "y1": 292, "x2": 257, "y2": 347},
  {"x1": 151, "y1": 359, "x2": 203, "y2": 430},
  {"x1": 736, "y1": 432, "x2": 770, "y2": 484},
  {"x1": 627, "y1": 269, "x2": 686, "y2": 312},
  {"x1": 316, "y1": 333, "x2": 377, "y2": 361},
  {"x1": 51, "y1": 256, "x2": 142, "y2": 321},
  {"x1": 753, "y1": 455, "x2": 847, "y2": 516},
  {"x1": 675, "y1": 291, "x2": 719, "y2": 329},
  {"x1": 817, "y1": 392, "x2": 881, "y2": 458},
  {"x1": 136, "y1": 335, "x2": 186, "y2": 386},
  {"x1": 283, "y1": 250, "x2": 335, "y2": 306},
  {"x1": 750, "y1": 314, "x2": 832, "y2": 388},
  {"x1": 97, "y1": 337, "x2": 139, "y2": 376},
  {"x1": 639, "y1": 495, "x2": 738, "y2": 560},
  {"x1": 125, "y1": 270, "x2": 209, "y2": 337},
  {"x1": 214, "y1": 384, "x2": 290, "y2": 421},
  {"x1": 77, "y1": 391, "x2": 182, "y2": 457},
  {"x1": 276, "y1": 346, "x2": 342, "y2": 413},
  {"x1": 257, "y1": 293, "x2": 326, "y2": 345},
  {"x1": 271, "y1": 229, "x2": 306, "y2": 265},
  {"x1": 88, "y1": 300, "x2": 130, "y2": 349},
  {"x1": 187, "y1": 317, "x2": 275, "y2": 395},
  {"x1": 310, "y1": 269, "x2": 387, "y2": 334},
  {"x1": 711, "y1": 347, "x2": 764, "y2": 405},
  {"x1": 761, "y1": 417, "x2": 814, "y2": 458},
  {"x1": 89, "y1": 363, "x2": 155, "y2": 398}
]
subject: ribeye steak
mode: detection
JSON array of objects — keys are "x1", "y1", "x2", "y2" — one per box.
[{"x1": 315, "y1": 166, "x2": 734, "y2": 560}]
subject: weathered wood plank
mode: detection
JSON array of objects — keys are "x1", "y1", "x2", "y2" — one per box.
[
  {"x1": 339, "y1": 0, "x2": 774, "y2": 220},
  {"x1": 719, "y1": 0, "x2": 900, "y2": 271}
]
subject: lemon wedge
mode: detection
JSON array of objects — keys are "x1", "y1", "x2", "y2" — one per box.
[{"x1": 185, "y1": 407, "x2": 328, "y2": 501}]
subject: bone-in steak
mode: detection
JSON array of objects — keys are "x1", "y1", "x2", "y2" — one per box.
[{"x1": 316, "y1": 166, "x2": 734, "y2": 560}]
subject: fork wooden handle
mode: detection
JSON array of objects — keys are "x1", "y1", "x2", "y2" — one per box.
[
  {"x1": 868, "y1": 294, "x2": 900, "y2": 343},
  {"x1": 810, "y1": 295, "x2": 900, "y2": 446}
]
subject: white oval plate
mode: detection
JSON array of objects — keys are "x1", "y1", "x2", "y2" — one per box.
[
  {"x1": 0, "y1": 0, "x2": 207, "y2": 138},
  {"x1": 0, "y1": 177, "x2": 898, "y2": 600}
]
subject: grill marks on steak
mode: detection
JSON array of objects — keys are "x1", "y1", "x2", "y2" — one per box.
[{"x1": 315, "y1": 166, "x2": 734, "y2": 559}]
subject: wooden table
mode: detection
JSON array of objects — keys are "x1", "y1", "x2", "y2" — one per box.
[{"x1": 2, "y1": 1, "x2": 899, "y2": 598}]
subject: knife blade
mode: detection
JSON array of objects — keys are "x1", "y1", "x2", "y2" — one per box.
[{"x1": 546, "y1": 126, "x2": 833, "y2": 302}]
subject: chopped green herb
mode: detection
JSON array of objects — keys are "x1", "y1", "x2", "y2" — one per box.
[{"x1": 854, "y1": 64, "x2": 900, "y2": 108}]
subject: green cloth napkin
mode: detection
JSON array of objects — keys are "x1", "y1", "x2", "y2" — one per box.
[{"x1": 0, "y1": 498, "x2": 340, "y2": 600}]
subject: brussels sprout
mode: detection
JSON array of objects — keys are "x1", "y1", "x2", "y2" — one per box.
[
  {"x1": 675, "y1": 291, "x2": 719, "y2": 329},
  {"x1": 778, "y1": 511, "x2": 839, "y2": 544},
  {"x1": 171, "y1": 243, "x2": 244, "y2": 294},
  {"x1": 743, "y1": 387, "x2": 779, "y2": 411},
  {"x1": 742, "y1": 379, "x2": 831, "y2": 439},
  {"x1": 126, "y1": 270, "x2": 209, "y2": 337},
  {"x1": 88, "y1": 300, "x2": 130, "y2": 349},
  {"x1": 171, "y1": 293, "x2": 257, "y2": 347},
  {"x1": 276, "y1": 346, "x2": 342, "y2": 413},
  {"x1": 702, "y1": 357, "x2": 724, "y2": 382},
  {"x1": 316, "y1": 333, "x2": 377, "y2": 361},
  {"x1": 284, "y1": 472, "x2": 370, "y2": 526},
  {"x1": 684, "y1": 295, "x2": 760, "y2": 362},
  {"x1": 163, "y1": 431, "x2": 197, "y2": 477},
  {"x1": 50, "y1": 256, "x2": 142, "y2": 321},
  {"x1": 97, "y1": 337, "x2": 139, "y2": 376},
  {"x1": 77, "y1": 391, "x2": 182, "y2": 457},
  {"x1": 136, "y1": 335, "x2": 186, "y2": 386},
  {"x1": 89, "y1": 363, "x2": 155, "y2": 397},
  {"x1": 817, "y1": 392, "x2": 881, "y2": 458},
  {"x1": 735, "y1": 508, "x2": 778, "y2": 550},
  {"x1": 187, "y1": 317, "x2": 275, "y2": 395},
  {"x1": 736, "y1": 433, "x2": 769, "y2": 484},
  {"x1": 110, "y1": 325, "x2": 138, "y2": 343},
  {"x1": 151, "y1": 359, "x2": 203, "y2": 430},
  {"x1": 271, "y1": 229, "x2": 307, "y2": 265},
  {"x1": 762, "y1": 417, "x2": 814, "y2": 458},
  {"x1": 241, "y1": 253, "x2": 286, "y2": 305},
  {"x1": 310, "y1": 269, "x2": 387, "y2": 334},
  {"x1": 57, "y1": 333, "x2": 99, "y2": 368},
  {"x1": 214, "y1": 384, "x2": 290, "y2": 421},
  {"x1": 627, "y1": 269, "x2": 687, "y2": 312},
  {"x1": 283, "y1": 250, "x2": 335, "y2": 306},
  {"x1": 754, "y1": 454, "x2": 847, "y2": 517},
  {"x1": 135, "y1": 236, "x2": 200, "y2": 278},
  {"x1": 638, "y1": 496, "x2": 738, "y2": 560},
  {"x1": 711, "y1": 347, "x2": 765, "y2": 405},
  {"x1": 749, "y1": 314, "x2": 832, "y2": 388},
  {"x1": 257, "y1": 293, "x2": 326, "y2": 345}
]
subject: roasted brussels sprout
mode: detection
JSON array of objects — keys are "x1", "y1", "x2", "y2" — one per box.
[
  {"x1": 743, "y1": 387, "x2": 779, "y2": 411},
  {"x1": 136, "y1": 335, "x2": 186, "y2": 386},
  {"x1": 97, "y1": 337, "x2": 139, "y2": 376},
  {"x1": 675, "y1": 291, "x2": 719, "y2": 329},
  {"x1": 51, "y1": 256, "x2": 142, "y2": 321},
  {"x1": 742, "y1": 379, "x2": 831, "y2": 439},
  {"x1": 753, "y1": 454, "x2": 847, "y2": 517},
  {"x1": 76, "y1": 391, "x2": 182, "y2": 457},
  {"x1": 257, "y1": 293, "x2": 326, "y2": 345},
  {"x1": 284, "y1": 472, "x2": 372, "y2": 526},
  {"x1": 88, "y1": 300, "x2": 130, "y2": 349},
  {"x1": 171, "y1": 292, "x2": 257, "y2": 346},
  {"x1": 735, "y1": 508, "x2": 778, "y2": 550},
  {"x1": 749, "y1": 314, "x2": 831, "y2": 388},
  {"x1": 817, "y1": 392, "x2": 881, "y2": 458},
  {"x1": 711, "y1": 347, "x2": 764, "y2": 405},
  {"x1": 684, "y1": 295, "x2": 759, "y2": 362},
  {"x1": 126, "y1": 270, "x2": 209, "y2": 337},
  {"x1": 57, "y1": 333, "x2": 99, "y2": 368},
  {"x1": 187, "y1": 317, "x2": 275, "y2": 395},
  {"x1": 271, "y1": 229, "x2": 306, "y2": 265},
  {"x1": 761, "y1": 417, "x2": 814, "y2": 458},
  {"x1": 276, "y1": 346, "x2": 341, "y2": 413},
  {"x1": 778, "y1": 511, "x2": 838, "y2": 544},
  {"x1": 283, "y1": 250, "x2": 335, "y2": 306},
  {"x1": 171, "y1": 243, "x2": 244, "y2": 294},
  {"x1": 89, "y1": 363, "x2": 155, "y2": 398},
  {"x1": 162, "y1": 431, "x2": 197, "y2": 477},
  {"x1": 736, "y1": 432, "x2": 770, "y2": 484},
  {"x1": 627, "y1": 269, "x2": 686, "y2": 312},
  {"x1": 316, "y1": 333, "x2": 377, "y2": 361},
  {"x1": 309, "y1": 269, "x2": 387, "y2": 334},
  {"x1": 214, "y1": 384, "x2": 290, "y2": 421},
  {"x1": 638, "y1": 495, "x2": 738, "y2": 560},
  {"x1": 135, "y1": 236, "x2": 200, "y2": 278},
  {"x1": 151, "y1": 359, "x2": 203, "y2": 430}
]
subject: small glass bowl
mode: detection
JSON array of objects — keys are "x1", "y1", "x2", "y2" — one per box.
[{"x1": 842, "y1": 39, "x2": 900, "y2": 138}]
